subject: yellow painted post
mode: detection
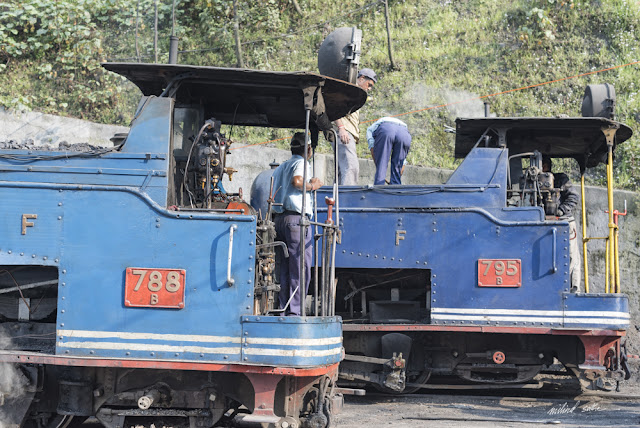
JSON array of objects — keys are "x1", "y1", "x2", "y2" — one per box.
[
  {"x1": 615, "y1": 227, "x2": 621, "y2": 293},
  {"x1": 580, "y1": 174, "x2": 589, "y2": 293},
  {"x1": 605, "y1": 235, "x2": 610, "y2": 294},
  {"x1": 606, "y1": 145, "x2": 616, "y2": 293},
  {"x1": 604, "y1": 162, "x2": 609, "y2": 293}
]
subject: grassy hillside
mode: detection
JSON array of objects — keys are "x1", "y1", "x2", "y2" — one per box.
[{"x1": 2, "y1": 0, "x2": 640, "y2": 187}]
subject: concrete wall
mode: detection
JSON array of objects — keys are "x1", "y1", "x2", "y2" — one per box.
[{"x1": 3, "y1": 110, "x2": 638, "y2": 354}]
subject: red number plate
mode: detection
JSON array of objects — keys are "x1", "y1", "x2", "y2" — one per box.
[
  {"x1": 477, "y1": 259, "x2": 521, "y2": 287},
  {"x1": 124, "y1": 268, "x2": 186, "y2": 308}
]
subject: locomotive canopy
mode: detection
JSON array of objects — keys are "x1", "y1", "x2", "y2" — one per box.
[
  {"x1": 103, "y1": 62, "x2": 366, "y2": 129},
  {"x1": 454, "y1": 117, "x2": 633, "y2": 170}
]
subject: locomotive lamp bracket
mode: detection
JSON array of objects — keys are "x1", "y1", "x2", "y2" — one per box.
[
  {"x1": 601, "y1": 125, "x2": 619, "y2": 147},
  {"x1": 496, "y1": 127, "x2": 507, "y2": 147}
]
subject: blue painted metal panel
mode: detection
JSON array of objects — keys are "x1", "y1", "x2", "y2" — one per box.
[
  {"x1": 54, "y1": 187, "x2": 254, "y2": 361},
  {"x1": 446, "y1": 147, "x2": 507, "y2": 188},
  {"x1": 563, "y1": 293, "x2": 629, "y2": 329},
  {"x1": 313, "y1": 146, "x2": 602, "y2": 329},
  {"x1": 121, "y1": 97, "x2": 174, "y2": 156},
  {"x1": 316, "y1": 148, "x2": 508, "y2": 211},
  {"x1": 0, "y1": 97, "x2": 172, "y2": 207},
  {"x1": 0, "y1": 159, "x2": 168, "y2": 208},
  {"x1": 0, "y1": 186, "x2": 64, "y2": 262},
  {"x1": 241, "y1": 316, "x2": 342, "y2": 367},
  {"x1": 0, "y1": 180, "x2": 257, "y2": 362},
  {"x1": 329, "y1": 208, "x2": 568, "y2": 326}
]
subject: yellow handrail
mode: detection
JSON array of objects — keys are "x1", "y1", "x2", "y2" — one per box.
[
  {"x1": 604, "y1": 130, "x2": 617, "y2": 293},
  {"x1": 581, "y1": 128, "x2": 622, "y2": 295}
]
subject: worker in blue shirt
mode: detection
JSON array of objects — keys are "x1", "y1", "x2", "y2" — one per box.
[
  {"x1": 366, "y1": 116, "x2": 412, "y2": 185},
  {"x1": 272, "y1": 133, "x2": 323, "y2": 315}
]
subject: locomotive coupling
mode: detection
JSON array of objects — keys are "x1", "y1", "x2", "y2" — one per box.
[{"x1": 137, "y1": 389, "x2": 161, "y2": 410}]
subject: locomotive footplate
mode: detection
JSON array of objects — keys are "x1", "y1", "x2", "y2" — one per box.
[{"x1": 0, "y1": 349, "x2": 340, "y2": 377}]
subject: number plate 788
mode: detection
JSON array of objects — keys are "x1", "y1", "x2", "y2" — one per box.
[{"x1": 124, "y1": 267, "x2": 186, "y2": 308}]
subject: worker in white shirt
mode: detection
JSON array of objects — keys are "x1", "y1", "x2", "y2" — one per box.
[{"x1": 366, "y1": 117, "x2": 411, "y2": 185}]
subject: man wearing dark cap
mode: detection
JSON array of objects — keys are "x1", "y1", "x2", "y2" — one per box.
[
  {"x1": 332, "y1": 68, "x2": 376, "y2": 185},
  {"x1": 272, "y1": 133, "x2": 323, "y2": 315},
  {"x1": 542, "y1": 156, "x2": 581, "y2": 291}
]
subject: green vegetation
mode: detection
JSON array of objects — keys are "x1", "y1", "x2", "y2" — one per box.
[{"x1": 2, "y1": 0, "x2": 640, "y2": 187}]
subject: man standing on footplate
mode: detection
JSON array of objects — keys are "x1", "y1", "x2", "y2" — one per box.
[{"x1": 272, "y1": 133, "x2": 323, "y2": 315}]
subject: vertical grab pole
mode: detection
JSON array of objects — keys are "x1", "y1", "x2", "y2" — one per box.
[
  {"x1": 313, "y1": 151, "x2": 319, "y2": 316},
  {"x1": 321, "y1": 224, "x2": 329, "y2": 317},
  {"x1": 602, "y1": 127, "x2": 617, "y2": 293},
  {"x1": 614, "y1": 224, "x2": 621, "y2": 293},
  {"x1": 580, "y1": 174, "x2": 590, "y2": 293},
  {"x1": 333, "y1": 131, "x2": 340, "y2": 234},
  {"x1": 323, "y1": 197, "x2": 337, "y2": 317},
  {"x1": 330, "y1": 226, "x2": 337, "y2": 316},
  {"x1": 607, "y1": 146, "x2": 616, "y2": 293},
  {"x1": 332, "y1": 129, "x2": 340, "y2": 317},
  {"x1": 604, "y1": 161, "x2": 610, "y2": 293},
  {"x1": 300, "y1": 109, "x2": 311, "y2": 319}
]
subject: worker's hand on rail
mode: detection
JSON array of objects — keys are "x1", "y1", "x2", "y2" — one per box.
[{"x1": 338, "y1": 128, "x2": 351, "y2": 144}]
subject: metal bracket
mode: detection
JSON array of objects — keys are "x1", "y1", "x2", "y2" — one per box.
[{"x1": 601, "y1": 125, "x2": 619, "y2": 147}]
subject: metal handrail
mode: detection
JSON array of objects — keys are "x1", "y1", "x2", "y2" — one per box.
[{"x1": 227, "y1": 224, "x2": 237, "y2": 286}]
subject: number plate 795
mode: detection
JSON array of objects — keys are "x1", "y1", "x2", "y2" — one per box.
[
  {"x1": 477, "y1": 259, "x2": 521, "y2": 287},
  {"x1": 124, "y1": 267, "x2": 186, "y2": 308}
]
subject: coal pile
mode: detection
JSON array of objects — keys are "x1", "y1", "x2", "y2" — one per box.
[{"x1": 0, "y1": 140, "x2": 108, "y2": 152}]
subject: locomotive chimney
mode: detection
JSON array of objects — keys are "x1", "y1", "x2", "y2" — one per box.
[{"x1": 168, "y1": 0, "x2": 179, "y2": 64}]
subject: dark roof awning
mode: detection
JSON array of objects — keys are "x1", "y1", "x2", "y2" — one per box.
[
  {"x1": 102, "y1": 63, "x2": 366, "y2": 130},
  {"x1": 455, "y1": 117, "x2": 633, "y2": 169}
]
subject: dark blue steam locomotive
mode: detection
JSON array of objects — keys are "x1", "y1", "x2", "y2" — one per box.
[
  {"x1": 314, "y1": 89, "x2": 632, "y2": 393},
  {"x1": 0, "y1": 63, "x2": 364, "y2": 428}
]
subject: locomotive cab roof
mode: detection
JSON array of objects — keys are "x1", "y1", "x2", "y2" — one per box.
[
  {"x1": 454, "y1": 117, "x2": 633, "y2": 172},
  {"x1": 102, "y1": 62, "x2": 367, "y2": 130}
]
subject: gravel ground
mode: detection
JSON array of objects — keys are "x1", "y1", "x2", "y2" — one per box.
[
  {"x1": 81, "y1": 379, "x2": 640, "y2": 428},
  {"x1": 334, "y1": 363, "x2": 640, "y2": 428},
  {"x1": 334, "y1": 391, "x2": 640, "y2": 428}
]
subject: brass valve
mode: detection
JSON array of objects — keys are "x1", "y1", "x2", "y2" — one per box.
[{"x1": 224, "y1": 167, "x2": 238, "y2": 181}]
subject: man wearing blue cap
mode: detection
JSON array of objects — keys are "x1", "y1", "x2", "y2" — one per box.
[{"x1": 332, "y1": 68, "x2": 376, "y2": 185}]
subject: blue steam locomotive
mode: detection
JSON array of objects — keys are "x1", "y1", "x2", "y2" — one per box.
[
  {"x1": 314, "y1": 89, "x2": 632, "y2": 393},
  {"x1": 0, "y1": 63, "x2": 364, "y2": 428}
]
